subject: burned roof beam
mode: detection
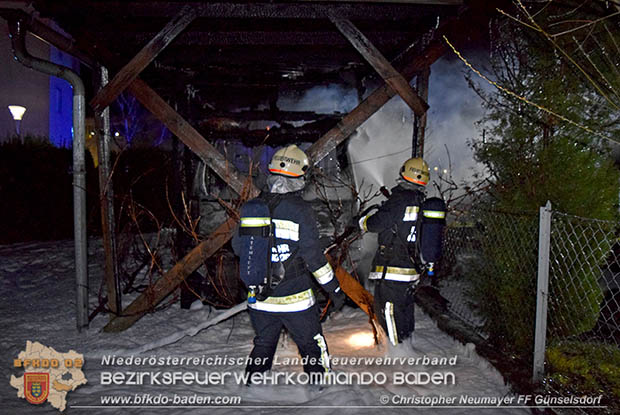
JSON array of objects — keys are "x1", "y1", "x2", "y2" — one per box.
[
  {"x1": 88, "y1": 2, "x2": 459, "y2": 20},
  {"x1": 97, "y1": 30, "x2": 413, "y2": 47},
  {"x1": 197, "y1": 126, "x2": 340, "y2": 146},
  {"x1": 91, "y1": 4, "x2": 200, "y2": 112},
  {"x1": 198, "y1": 110, "x2": 343, "y2": 123},
  {"x1": 151, "y1": 45, "x2": 366, "y2": 68}
]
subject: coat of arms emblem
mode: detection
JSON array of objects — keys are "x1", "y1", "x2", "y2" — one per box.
[{"x1": 24, "y1": 373, "x2": 49, "y2": 405}]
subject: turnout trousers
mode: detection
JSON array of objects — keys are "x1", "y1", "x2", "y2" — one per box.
[
  {"x1": 246, "y1": 305, "x2": 330, "y2": 377},
  {"x1": 374, "y1": 280, "x2": 416, "y2": 345}
]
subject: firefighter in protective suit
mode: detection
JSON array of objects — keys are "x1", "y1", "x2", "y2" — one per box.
[
  {"x1": 358, "y1": 157, "x2": 443, "y2": 346},
  {"x1": 232, "y1": 145, "x2": 345, "y2": 380}
]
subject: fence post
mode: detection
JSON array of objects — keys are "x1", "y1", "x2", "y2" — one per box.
[{"x1": 533, "y1": 200, "x2": 552, "y2": 383}]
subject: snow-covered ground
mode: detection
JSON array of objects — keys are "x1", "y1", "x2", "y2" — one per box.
[{"x1": 0, "y1": 238, "x2": 529, "y2": 414}]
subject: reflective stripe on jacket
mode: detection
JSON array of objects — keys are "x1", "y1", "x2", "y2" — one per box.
[
  {"x1": 248, "y1": 288, "x2": 316, "y2": 312},
  {"x1": 368, "y1": 266, "x2": 420, "y2": 283}
]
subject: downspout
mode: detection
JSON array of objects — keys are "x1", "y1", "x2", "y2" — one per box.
[{"x1": 9, "y1": 19, "x2": 89, "y2": 332}]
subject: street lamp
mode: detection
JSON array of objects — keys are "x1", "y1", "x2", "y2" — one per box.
[{"x1": 8, "y1": 105, "x2": 27, "y2": 141}]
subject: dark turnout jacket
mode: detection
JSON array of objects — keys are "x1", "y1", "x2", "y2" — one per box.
[
  {"x1": 361, "y1": 184, "x2": 426, "y2": 282},
  {"x1": 233, "y1": 191, "x2": 340, "y2": 312}
]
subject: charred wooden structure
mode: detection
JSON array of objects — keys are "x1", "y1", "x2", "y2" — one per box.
[{"x1": 0, "y1": 0, "x2": 501, "y2": 331}]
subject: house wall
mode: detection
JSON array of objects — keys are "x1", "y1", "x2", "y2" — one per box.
[
  {"x1": 48, "y1": 45, "x2": 78, "y2": 147},
  {"x1": 0, "y1": 19, "x2": 50, "y2": 141}
]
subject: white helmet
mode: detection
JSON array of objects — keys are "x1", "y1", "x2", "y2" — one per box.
[
  {"x1": 400, "y1": 157, "x2": 430, "y2": 186},
  {"x1": 268, "y1": 145, "x2": 310, "y2": 178}
]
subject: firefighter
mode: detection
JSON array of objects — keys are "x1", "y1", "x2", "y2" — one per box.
[
  {"x1": 358, "y1": 157, "x2": 441, "y2": 346},
  {"x1": 232, "y1": 144, "x2": 345, "y2": 381}
]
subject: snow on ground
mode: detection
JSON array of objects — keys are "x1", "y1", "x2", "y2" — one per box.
[{"x1": 0, "y1": 239, "x2": 529, "y2": 414}]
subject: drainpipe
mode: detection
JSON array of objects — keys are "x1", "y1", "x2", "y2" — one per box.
[{"x1": 9, "y1": 19, "x2": 89, "y2": 332}]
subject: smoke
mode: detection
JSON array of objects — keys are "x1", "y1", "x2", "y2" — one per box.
[
  {"x1": 273, "y1": 59, "x2": 488, "y2": 279},
  {"x1": 347, "y1": 96, "x2": 414, "y2": 197},
  {"x1": 425, "y1": 55, "x2": 489, "y2": 190},
  {"x1": 277, "y1": 84, "x2": 359, "y2": 114},
  {"x1": 345, "y1": 55, "x2": 489, "y2": 201},
  {"x1": 346, "y1": 55, "x2": 489, "y2": 279},
  {"x1": 273, "y1": 56, "x2": 489, "y2": 200}
]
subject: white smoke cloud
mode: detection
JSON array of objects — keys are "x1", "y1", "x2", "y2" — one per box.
[
  {"x1": 345, "y1": 55, "x2": 489, "y2": 200},
  {"x1": 425, "y1": 55, "x2": 488, "y2": 190},
  {"x1": 347, "y1": 96, "x2": 413, "y2": 197},
  {"x1": 277, "y1": 84, "x2": 359, "y2": 114}
]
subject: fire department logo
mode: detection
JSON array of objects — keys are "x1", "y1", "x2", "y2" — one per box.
[
  {"x1": 24, "y1": 373, "x2": 49, "y2": 405},
  {"x1": 10, "y1": 341, "x2": 87, "y2": 411}
]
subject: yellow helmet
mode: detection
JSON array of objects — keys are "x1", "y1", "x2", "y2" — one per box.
[
  {"x1": 400, "y1": 157, "x2": 430, "y2": 186},
  {"x1": 268, "y1": 145, "x2": 310, "y2": 177}
]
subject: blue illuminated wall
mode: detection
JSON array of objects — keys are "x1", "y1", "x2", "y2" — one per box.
[{"x1": 49, "y1": 46, "x2": 78, "y2": 148}]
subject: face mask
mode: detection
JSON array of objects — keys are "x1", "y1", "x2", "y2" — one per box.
[{"x1": 267, "y1": 175, "x2": 306, "y2": 194}]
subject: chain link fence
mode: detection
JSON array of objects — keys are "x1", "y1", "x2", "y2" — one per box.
[
  {"x1": 431, "y1": 204, "x2": 619, "y2": 414},
  {"x1": 543, "y1": 211, "x2": 619, "y2": 414},
  {"x1": 439, "y1": 208, "x2": 539, "y2": 348}
]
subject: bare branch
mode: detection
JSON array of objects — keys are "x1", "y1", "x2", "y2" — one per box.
[
  {"x1": 550, "y1": 10, "x2": 620, "y2": 38},
  {"x1": 572, "y1": 35, "x2": 620, "y2": 101},
  {"x1": 513, "y1": 0, "x2": 620, "y2": 111},
  {"x1": 443, "y1": 35, "x2": 619, "y2": 144}
]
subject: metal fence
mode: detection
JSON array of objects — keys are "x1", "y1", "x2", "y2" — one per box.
[
  {"x1": 543, "y1": 209, "x2": 619, "y2": 413},
  {"x1": 433, "y1": 202, "x2": 619, "y2": 413}
]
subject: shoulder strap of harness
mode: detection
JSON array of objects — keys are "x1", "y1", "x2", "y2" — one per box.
[{"x1": 262, "y1": 193, "x2": 301, "y2": 293}]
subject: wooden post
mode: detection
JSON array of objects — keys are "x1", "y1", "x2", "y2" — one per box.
[
  {"x1": 90, "y1": 5, "x2": 199, "y2": 112},
  {"x1": 329, "y1": 13, "x2": 428, "y2": 117},
  {"x1": 94, "y1": 65, "x2": 121, "y2": 317},
  {"x1": 412, "y1": 67, "x2": 430, "y2": 157}
]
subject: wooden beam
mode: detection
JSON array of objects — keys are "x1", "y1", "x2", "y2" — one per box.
[
  {"x1": 127, "y1": 78, "x2": 259, "y2": 198},
  {"x1": 103, "y1": 218, "x2": 238, "y2": 332},
  {"x1": 102, "y1": 3, "x2": 492, "y2": 331},
  {"x1": 90, "y1": 5, "x2": 198, "y2": 112},
  {"x1": 99, "y1": 30, "x2": 412, "y2": 47},
  {"x1": 199, "y1": 110, "x2": 342, "y2": 123},
  {"x1": 327, "y1": 254, "x2": 375, "y2": 318},
  {"x1": 85, "y1": 2, "x2": 456, "y2": 20},
  {"x1": 329, "y1": 13, "x2": 428, "y2": 117},
  {"x1": 302, "y1": 0, "x2": 461, "y2": 3}
]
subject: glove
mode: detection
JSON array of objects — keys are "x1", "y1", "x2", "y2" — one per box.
[
  {"x1": 329, "y1": 288, "x2": 346, "y2": 312},
  {"x1": 406, "y1": 282, "x2": 418, "y2": 299},
  {"x1": 254, "y1": 284, "x2": 271, "y2": 302}
]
